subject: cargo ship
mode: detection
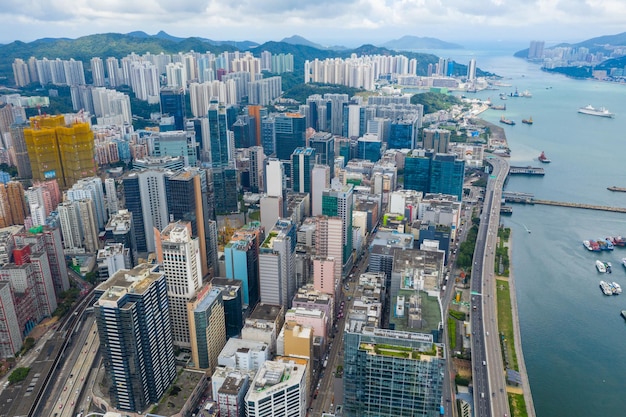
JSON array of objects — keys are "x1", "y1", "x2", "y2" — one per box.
[
  {"x1": 599, "y1": 280, "x2": 613, "y2": 295},
  {"x1": 538, "y1": 151, "x2": 551, "y2": 163},
  {"x1": 489, "y1": 104, "x2": 507, "y2": 110},
  {"x1": 578, "y1": 105, "x2": 614, "y2": 118},
  {"x1": 596, "y1": 260, "x2": 607, "y2": 273},
  {"x1": 522, "y1": 117, "x2": 533, "y2": 124},
  {"x1": 500, "y1": 116, "x2": 515, "y2": 125}
]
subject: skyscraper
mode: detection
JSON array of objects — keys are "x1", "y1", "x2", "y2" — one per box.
[
  {"x1": 291, "y1": 147, "x2": 315, "y2": 194},
  {"x1": 528, "y1": 41, "x2": 545, "y2": 60},
  {"x1": 224, "y1": 222, "x2": 263, "y2": 310},
  {"x1": 94, "y1": 263, "x2": 177, "y2": 412},
  {"x1": 322, "y1": 184, "x2": 354, "y2": 276},
  {"x1": 187, "y1": 285, "x2": 226, "y2": 373},
  {"x1": 404, "y1": 150, "x2": 433, "y2": 196},
  {"x1": 91, "y1": 57, "x2": 106, "y2": 87},
  {"x1": 166, "y1": 168, "x2": 211, "y2": 277},
  {"x1": 248, "y1": 146, "x2": 266, "y2": 193},
  {"x1": 14, "y1": 225, "x2": 70, "y2": 296},
  {"x1": 259, "y1": 219, "x2": 296, "y2": 309},
  {"x1": 404, "y1": 150, "x2": 464, "y2": 200},
  {"x1": 155, "y1": 221, "x2": 202, "y2": 349},
  {"x1": 311, "y1": 164, "x2": 330, "y2": 217},
  {"x1": 0, "y1": 182, "x2": 28, "y2": 227},
  {"x1": 467, "y1": 58, "x2": 477, "y2": 81},
  {"x1": 122, "y1": 169, "x2": 169, "y2": 253},
  {"x1": 422, "y1": 129, "x2": 451, "y2": 154},
  {"x1": 58, "y1": 200, "x2": 82, "y2": 250},
  {"x1": 389, "y1": 117, "x2": 419, "y2": 150},
  {"x1": 275, "y1": 113, "x2": 306, "y2": 160},
  {"x1": 160, "y1": 86, "x2": 186, "y2": 131},
  {"x1": 429, "y1": 154, "x2": 465, "y2": 200},
  {"x1": 208, "y1": 99, "x2": 239, "y2": 214},
  {"x1": 308, "y1": 131, "x2": 335, "y2": 177},
  {"x1": 315, "y1": 216, "x2": 343, "y2": 286}
]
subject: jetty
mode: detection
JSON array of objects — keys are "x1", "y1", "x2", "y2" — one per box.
[
  {"x1": 509, "y1": 166, "x2": 545, "y2": 176},
  {"x1": 503, "y1": 192, "x2": 626, "y2": 213},
  {"x1": 532, "y1": 199, "x2": 626, "y2": 213}
]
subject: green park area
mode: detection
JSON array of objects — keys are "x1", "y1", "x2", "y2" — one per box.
[{"x1": 496, "y1": 278, "x2": 518, "y2": 371}]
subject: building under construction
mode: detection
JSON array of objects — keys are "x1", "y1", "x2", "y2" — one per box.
[{"x1": 23, "y1": 114, "x2": 95, "y2": 188}]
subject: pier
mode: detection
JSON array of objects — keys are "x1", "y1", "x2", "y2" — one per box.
[
  {"x1": 503, "y1": 191, "x2": 626, "y2": 213},
  {"x1": 532, "y1": 199, "x2": 626, "y2": 213},
  {"x1": 502, "y1": 191, "x2": 534, "y2": 204},
  {"x1": 508, "y1": 166, "x2": 545, "y2": 176}
]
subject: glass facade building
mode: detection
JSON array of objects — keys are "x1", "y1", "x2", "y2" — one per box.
[{"x1": 343, "y1": 327, "x2": 445, "y2": 417}]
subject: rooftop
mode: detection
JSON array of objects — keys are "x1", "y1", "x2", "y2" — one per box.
[
  {"x1": 248, "y1": 303, "x2": 283, "y2": 322},
  {"x1": 94, "y1": 263, "x2": 162, "y2": 307}
]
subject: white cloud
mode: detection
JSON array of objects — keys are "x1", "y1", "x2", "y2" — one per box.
[{"x1": 0, "y1": 0, "x2": 625, "y2": 45}]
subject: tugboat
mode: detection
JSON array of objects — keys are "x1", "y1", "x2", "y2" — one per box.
[
  {"x1": 538, "y1": 151, "x2": 551, "y2": 163},
  {"x1": 522, "y1": 117, "x2": 533, "y2": 125}
]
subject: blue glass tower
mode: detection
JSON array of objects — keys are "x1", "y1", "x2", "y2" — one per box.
[{"x1": 160, "y1": 86, "x2": 186, "y2": 131}]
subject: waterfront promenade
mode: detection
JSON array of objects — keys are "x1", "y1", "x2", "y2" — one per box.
[{"x1": 501, "y1": 236, "x2": 536, "y2": 417}]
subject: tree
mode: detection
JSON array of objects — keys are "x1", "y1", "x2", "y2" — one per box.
[{"x1": 8, "y1": 367, "x2": 29, "y2": 384}]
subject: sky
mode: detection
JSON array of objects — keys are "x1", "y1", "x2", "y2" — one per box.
[{"x1": 1, "y1": 0, "x2": 625, "y2": 47}]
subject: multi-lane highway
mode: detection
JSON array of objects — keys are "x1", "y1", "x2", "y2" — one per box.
[{"x1": 470, "y1": 156, "x2": 510, "y2": 417}]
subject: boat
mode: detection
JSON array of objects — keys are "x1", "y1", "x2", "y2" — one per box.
[
  {"x1": 578, "y1": 105, "x2": 615, "y2": 118},
  {"x1": 621, "y1": 310, "x2": 626, "y2": 320},
  {"x1": 604, "y1": 239, "x2": 615, "y2": 251},
  {"x1": 510, "y1": 88, "x2": 520, "y2": 98},
  {"x1": 522, "y1": 117, "x2": 533, "y2": 124},
  {"x1": 520, "y1": 90, "x2": 532, "y2": 98},
  {"x1": 499, "y1": 93, "x2": 508, "y2": 100},
  {"x1": 622, "y1": 258, "x2": 626, "y2": 269},
  {"x1": 583, "y1": 240, "x2": 593, "y2": 251},
  {"x1": 611, "y1": 282, "x2": 621, "y2": 294},
  {"x1": 596, "y1": 260, "x2": 607, "y2": 273},
  {"x1": 589, "y1": 240, "x2": 601, "y2": 251},
  {"x1": 605, "y1": 236, "x2": 623, "y2": 247},
  {"x1": 500, "y1": 116, "x2": 515, "y2": 125},
  {"x1": 604, "y1": 262, "x2": 613, "y2": 274},
  {"x1": 523, "y1": 224, "x2": 531, "y2": 233},
  {"x1": 599, "y1": 280, "x2": 613, "y2": 295},
  {"x1": 538, "y1": 151, "x2": 551, "y2": 163},
  {"x1": 598, "y1": 239, "x2": 613, "y2": 251},
  {"x1": 489, "y1": 104, "x2": 507, "y2": 110},
  {"x1": 607, "y1": 186, "x2": 626, "y2": 192}
]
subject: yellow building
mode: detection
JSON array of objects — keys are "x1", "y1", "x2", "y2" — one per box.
[{"x1": 24, "y1": 114, "x2": 95, "y2": 188}]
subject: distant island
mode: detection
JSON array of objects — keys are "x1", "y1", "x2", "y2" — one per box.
[
  {"x1": 514, "y1": 31, "x2": 626, "y2": 82},
  {"x1": 380, "y1": 35, "x2": 463, "y2": 50}
]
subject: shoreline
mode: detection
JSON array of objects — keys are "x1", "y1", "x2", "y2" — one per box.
[{"x1": 502, "y1": 233, "x2": 536, "y2": 417}]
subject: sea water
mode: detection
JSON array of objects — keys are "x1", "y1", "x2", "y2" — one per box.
[{"x1": 427, "y1": 47, "x2": 626, "y2": 417}]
